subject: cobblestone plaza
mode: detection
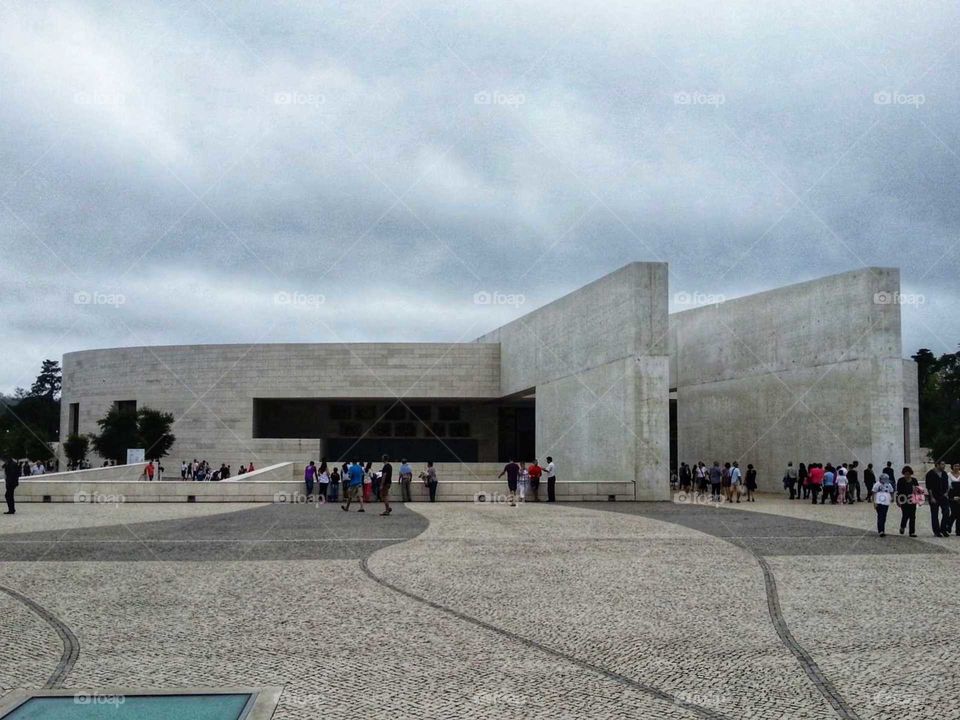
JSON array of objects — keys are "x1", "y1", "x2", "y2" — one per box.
[{"x1": 1, "y1": 497, "x2": 955, "y2": 719}]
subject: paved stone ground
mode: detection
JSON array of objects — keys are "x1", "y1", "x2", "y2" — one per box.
[{"x1": 0, "y1": 497, "x2": 956, "y2": 719}]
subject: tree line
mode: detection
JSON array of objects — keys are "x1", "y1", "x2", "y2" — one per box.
[{"x1": 1, "y1": 360, "x2": 175, "y2": 468}]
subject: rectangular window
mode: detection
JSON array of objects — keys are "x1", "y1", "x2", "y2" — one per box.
[
  {"x1": 68, "y1": 403, "x2": 79, "y2": 436},
  {"x1": 395, "y1": 422, "x2": 417, "y2": 438},
  {"x1": 114, "y1": 400, "x2": 137, "y2": 415},
  {"x1": 437, "y1": 405, "x2": 460, "y2": 421},
  {"x1": 903, "y1": 407, "x2": 911, "y2": 463}
]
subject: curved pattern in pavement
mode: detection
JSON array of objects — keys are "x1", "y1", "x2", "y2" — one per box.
[
  {"x1": 574, "y1": 502, "x2": 943, "y2": 720},
  {"x1": 360, "y1": 557, "x2": 729, "y2": 720},
  {"x1": 0, "y1": 583, "x2": 79, "y2": 688}
]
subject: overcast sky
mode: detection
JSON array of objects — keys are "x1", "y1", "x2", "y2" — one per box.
[{"x1": 1, "y1": 0, "x2": 958, "y2": 393}]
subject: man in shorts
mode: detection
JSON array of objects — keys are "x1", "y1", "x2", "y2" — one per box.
[
  {"x1": 379, "y1": 455, "x2": 393, "y2": 516},
  {"x1": 498, "y1": 459, "x2": 520, "y2": 507},
  {"x1": 342, "y1": 460, "x2": 365, "y2": 512}
]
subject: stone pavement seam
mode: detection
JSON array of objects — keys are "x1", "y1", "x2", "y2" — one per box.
[
  {"x1": 359, "y1": 557, "x2": 729, "y2": 720},
  {"x1": 753, "y1": 555, "x2": 862, "y2": 720},
  {"x1": 0, "y1": 583, "x2": 79, "y2": 688}
]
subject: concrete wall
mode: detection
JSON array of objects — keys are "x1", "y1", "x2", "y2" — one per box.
[
  {"x1": 670, "y1": 267, "x2": 914, "y2": 491},
  {"x1": 61, "y1": 343, "x2": 501, "y2": 470},
  {"x1": 477, "y1": 262, "x2": 671, "y2": 500}
]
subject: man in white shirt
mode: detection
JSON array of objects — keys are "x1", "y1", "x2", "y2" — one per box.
[{"x1": 544, "y1": 457, "x2": 557, "y2": 502}]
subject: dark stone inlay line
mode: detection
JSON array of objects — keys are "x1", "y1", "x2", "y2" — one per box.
[
  {"x1": 753, "y1": 555, "x2": 861, "y2": 720},
  {"x1": 573, "y1": 503, "x2": 883, "y2": 720},
  {"x1": 360, "y1": 558, "x2": 729, "y2": 720},
  {"x1": 0, "y1": 583, "x2": 79, "y2": 688}
]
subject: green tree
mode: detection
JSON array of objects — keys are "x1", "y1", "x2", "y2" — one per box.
[
  {"x1": 30, "y1": 359, "x2": 62, "y2": 399},
  {"x1": 914, "y1": 346, "x2": 960, "y2": 463},
  {"x1": 63, "y1": 433, "x2": 91, "y2": 469},
  {"x1": 91, "y1": 405, "x2": 140, "y2": 464},
  {"x1": 137, "y1": 408, "x2": 176, "y2": 461}
]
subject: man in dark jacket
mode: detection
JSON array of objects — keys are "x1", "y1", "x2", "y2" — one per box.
[
  {"x1": 4, "y1": 457, "x2": 21, "y2": 515},
  {"x1": 926, "y1": 461, "x2": 951, "y2": 537}
]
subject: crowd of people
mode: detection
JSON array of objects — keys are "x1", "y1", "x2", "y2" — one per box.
[
  {"x1": 783, "y1": 459, "x2": 960, "y2": 538},
  {"x1": 675, "y1": 461, "x2": 759, "y2": 503},
  {"x1": 676, "y1": 457, "x2": 960, "y2": 539},
  {"x1": 300, "y1": 456, "x2": 414, "y2": 516},
  {"x1": 497, "y1": 457, "x2": 557, "y2": 506},
  {"x1": 177, "y1": 459, "x2": 256, "y2": 482}
]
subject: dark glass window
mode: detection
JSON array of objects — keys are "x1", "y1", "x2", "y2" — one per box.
[
  {"x1": 354, "y1": 405, "x2": 377, "y2": 421},
  {"x1": 395, "y1": 422, "x2": 417, "y2": 437},
  {"x1": 448, "y1": 422, "x2": 470, "y2": 437},
  {"x1": 437, "y1": 405, "x2": 460, "y2": 421},
  {"x1": 329, "y1": 404, "x2": 351, "y2": 420},
  {"x1": 373, "y1": 422, "x2": 392, "y2": 436},
  {"x1": 339, "y1": 421, "x2": 362, "y2": 436},
  {"x1": 407, "y1": 405, "x2": 430, "y2": 421},
  {"x1": 384, "y1": 405, "x2": 407, "y2": 421},
  {"x1": 430, "y1": 422, "x2": 446, "y2": 437}
]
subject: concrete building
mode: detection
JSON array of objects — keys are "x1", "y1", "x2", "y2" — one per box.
[{"x1": 60, "y1": 263, "x2": 920, "y2": 499}]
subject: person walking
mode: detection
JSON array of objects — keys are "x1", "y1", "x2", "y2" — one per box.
[
  {"x1": 3, "y1": 456, "x2": 20, "y2": 515},
  {"x1": 864, "y1": 463, "x2": 877, "y2": 501},
  {"x1": 528, "y1": 459, "x2": 543, "y2": 502},
  {"x1": 729, "y1": 462, "x2": 742, "y2": 503},
  {"x1": 808, "y1": 463, "x2": 823, "y2": 504},
  {"x1": 679, "y1": 462, "x2": 692, "y2": 493},
  {"x1": 798, "y1": 462, "x2": 809, "y2": 499},
  {"x1": 695, "y1": 461, "x2": 707, "y2": 499},
  {"x1": 498, "y1": 459, "x2": 521, "y2": 507},
  {"x1": 896, "y1": 466, "x2": 920, "y2": 537},
  {"x1": 745, "y1": 464, "x2": 758, "y2": 502},
  {"x1": 836, "y1": 464, "x2": 848, "y2": 505},
  {"x1": 848, "y1": 461, "x2": 861, "y2": 503},
  {"x1": 709, "y1": 461, "x2": 723, "y2": 502},
  {"x1": 821, "y1": 464, "x2": 836, "y2": 505},
  {"x1": 328, "y1": 467, "x2": 340, "y2": 503},
  {"x1": 517, "y1": 462, "x2": 530, "y2": 503},
  {"x1": 544, "y1": 456, "x2": 557, "y2": 502},
  {"x1": 145, "y1": 461, "x2": 155, "y2": 482},
  {"x1": 882, "y1": 462, "x2": 895, "y2": 484},
  {"x1": 925, "y1": 460, "x2": 951, "y2": 538},
  {"x1": 317, "y1": 460, "x2": 329, "y2": 502},
  {"x1": 946, "y1": 463, "x2": 960, "y2": 537},
  {"x1": 424, "y1": 462, "x2": 438, "y2": 502},
  {"x1": 342, "y1": 461, "x2": 365, "y2": 512},
  {"x1": 379, "y1": 455, "x2": 393, "y2": 516},
  {"x1": 304, "y1": 461, "x2": 317, "y2": 499},
  {"x1": 873, "y1": 472, "x2": 895, "y2": 536},
  {"x1": 784, "y1": 462, "x2": 797, "y2": 499},
  {"x1": 362, "y1": 462, "x2": 374, "y2": 504},
  {"x1": 399, "y1": 459, "x2": 413, "y2": 502}
]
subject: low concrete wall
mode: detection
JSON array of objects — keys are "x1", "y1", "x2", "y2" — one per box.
[
  {"x1": 18, "y1": 463, "x2": 294, "y2": 503},
  {"x1": 21, "y1": 462, "x2": 149, "y2": 483}
]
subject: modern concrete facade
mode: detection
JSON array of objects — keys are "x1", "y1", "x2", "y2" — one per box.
[
  {"x1": 669, "y1": 267, "x2": 921, "y2": 491},
  {"x1": 59, "y1": 262, "x2": 920, "y2": 499}
]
